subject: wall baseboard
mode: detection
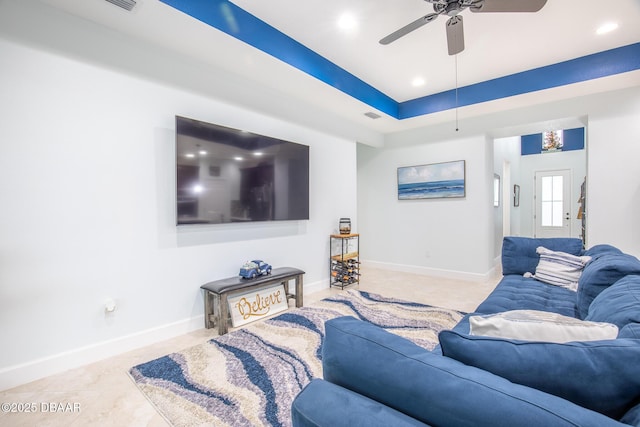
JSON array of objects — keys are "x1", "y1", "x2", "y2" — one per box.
[
  {"x1": 301, "y1": 279, "x2": 329, "y2": 295},
  {"x1": 0, "y1": 280, "x2": 328, "y2": 391},
  {"x1": 364, "y1": 260, "x2": 497, "y2": 283},
  {"x1": 0, "y1": 315, "x2": 204, "y2": 391}
]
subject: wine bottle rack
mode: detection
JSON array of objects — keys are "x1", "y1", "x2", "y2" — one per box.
[{"x1": 330, "y1": 233, "x2": 360, "y2": 289}]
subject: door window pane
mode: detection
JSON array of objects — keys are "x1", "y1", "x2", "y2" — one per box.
[
  {"x1": 553, "y1": 177, "x2": 563, "y2": 201},
  {"x1": 541, "y1": 202, "x2": 552, "y2": 226},
  {"x1": 541, "y1": 175, "x2": 563, "y2": 227},
  {"x1": 541, "y1": 176, "x2": 552, "y2": 200},
  {"x1": 552, "y1": 201, "x2": 563, "y2": 226}
]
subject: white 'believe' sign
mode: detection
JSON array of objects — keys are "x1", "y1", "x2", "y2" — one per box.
[{"x1": 228, "y1": 284, "x2": 288, "y2": 327}]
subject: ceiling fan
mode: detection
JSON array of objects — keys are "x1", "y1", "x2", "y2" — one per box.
[{"x1": 380, "y1": 0, "x2": 548, "y2": 55}]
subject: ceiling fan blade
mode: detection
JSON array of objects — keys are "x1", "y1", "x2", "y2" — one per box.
[
  {"x1": 446, "y1": 15, "x2": 465, "y2": 55},
  {"x1": 470, "y1": 0, "x2": 547, "y2": 13},
  {"x1": 379, "y1": 13, "x2": 440, "y2": 45}
]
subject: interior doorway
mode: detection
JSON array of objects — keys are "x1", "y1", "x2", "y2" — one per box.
[{"x1": 492, "y1": 121, "x2": 587, "y2": 250}]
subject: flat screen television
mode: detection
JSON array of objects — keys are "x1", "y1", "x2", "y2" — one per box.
[{"x1": 175, "y1": 116, "x2": 310, "y2": 225}]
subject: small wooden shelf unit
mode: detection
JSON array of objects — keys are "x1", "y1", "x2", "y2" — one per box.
[{"x1": 330, "y1": 233, "x2": 360, "y2": 289}]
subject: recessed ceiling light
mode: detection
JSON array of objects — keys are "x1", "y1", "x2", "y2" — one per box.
[
  {"x1": 337, "y1": 12, "x2": 358, "y2": 33},
  {"x1": 253, "y1": 152, "x2": 263, "y2": 156},
  {"x1": 412, "y1": 77, "x2": 426, "y2": 87},
  {"x1": 234, "y1": 156, "x2": 244, "y2": 161},
  {"x1": 596, "y1": 22, "x2": 619, "y2": 35},
  {"x1": 185, "y1": 153, "x2": 195, "y2": 158}
]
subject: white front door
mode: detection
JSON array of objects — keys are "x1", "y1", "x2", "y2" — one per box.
[{"x1": 534, "y1": 169, "x2": 572, "y2": 238}]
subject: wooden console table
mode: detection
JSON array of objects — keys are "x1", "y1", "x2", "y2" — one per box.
[{"x1": 200, "y1": 267, "x2": 305, "y2": 335}]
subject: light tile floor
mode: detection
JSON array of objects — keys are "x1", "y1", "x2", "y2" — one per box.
[{"x1": 0, "y1": 266, "x2": 499, "y2": 426}]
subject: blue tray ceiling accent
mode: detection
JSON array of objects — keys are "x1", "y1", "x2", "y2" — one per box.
[{"x1": 160, "y1": 0, "x2": 640, "y2": 121}]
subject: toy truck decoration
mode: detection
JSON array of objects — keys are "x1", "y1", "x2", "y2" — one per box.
[{"x1": 239, "y1": 260, "x2": 272, "y2": 279}]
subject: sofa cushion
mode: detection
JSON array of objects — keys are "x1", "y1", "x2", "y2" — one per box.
[
  {"x1": 527, "y1": 246, "x2": 591, "y2": 290},
  {"x1": 619, "y1": 323, "x2": 640, "y2": 339},
  {"x1": 502, "y1": 237, "x2": 584, "y2": 276},
  {"x1": 621, "y1": 403, "x2": 640, "y2": 427},
  {"x1": 292, "y1": 379, "x2": 429, "y2": 427},
  {"x1": 469, "y1": 310, "x2": 618, "y2": 343},
  {"x1": 584, "y1": 244, "x2": 624, "y2": 259},
  {"x1": 323, "y1": 316, "x2": 625, "y2": 427},
  {"x1": 585, "y1": 275, "x2": 640, "y2": 329},
  {"x1": 474, "y1": 274, "x2": 578, "y2": 317},
  {"x1": 439, "y1": 329, "x2": 640, "y2": 419},
  {"x1": 431, "y1": 312, "x2": 479, "y2": 355},
  {"x1": 577, "y1": 253, "x2": 640, "y2": 319}
]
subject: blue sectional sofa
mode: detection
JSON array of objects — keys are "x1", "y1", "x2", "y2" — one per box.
[{"x1": 291, "y1": 237, "x2": 640, "y2": 427}]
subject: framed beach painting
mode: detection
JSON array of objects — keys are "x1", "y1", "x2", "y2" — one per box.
[{"x1": 397, "y1": 160, "x2": 465, "y2": 200}]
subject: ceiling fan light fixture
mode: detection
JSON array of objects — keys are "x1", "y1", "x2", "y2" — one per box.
[
  {"x1": 411, "y1": 77, "x2": 426, "y2": 87},
  {"x1": 337, "y1": 12, "x2": 358, "y2": 33},
  {"x1": 596, "y1": 22, "x2": 619, "y2": 35}
]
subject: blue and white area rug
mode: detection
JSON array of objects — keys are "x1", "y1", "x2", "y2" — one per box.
[{"x1": 129, "y1": 290, "x2": 464, "y2": 427}]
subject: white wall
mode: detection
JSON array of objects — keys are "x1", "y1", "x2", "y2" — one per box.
[
  {"x1": 494, "y1": 136, "x2": 522, "y2": 237},
  {"x1": 358, "y1": 86, "x2": 640, "y2": 283},
  {"x1": 0, "y1": 38, "x2": 356, "y2": 389},
  {"x1": 587, "y1": 90, "x2": 640, "y2": 254},
  {"x1": 357, "y1": 135, "x2": 495, "y2": 279}
]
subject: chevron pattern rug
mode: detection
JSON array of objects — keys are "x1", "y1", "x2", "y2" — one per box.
[{"x1": 129, "y1": 290, "x2": 464, "y2": 427}]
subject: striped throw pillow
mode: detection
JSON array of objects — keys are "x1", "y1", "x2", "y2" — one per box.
[{"x1": 526, "y1": 246, "x2": 591, "y2": 291}]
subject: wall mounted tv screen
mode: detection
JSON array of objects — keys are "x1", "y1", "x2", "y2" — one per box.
[{"x1": 175, "y1": 116, "x2": 310, "y2": 225}]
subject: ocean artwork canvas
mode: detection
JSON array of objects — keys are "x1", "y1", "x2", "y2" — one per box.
[{"x1": 397, "y1": 160, "x2": 465, "y2": 200}]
